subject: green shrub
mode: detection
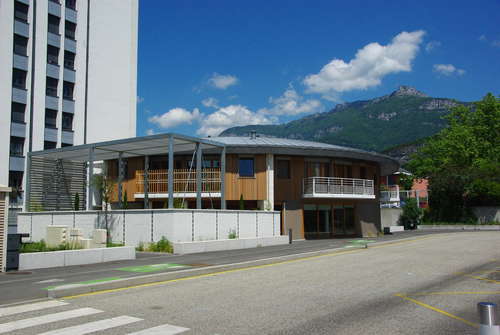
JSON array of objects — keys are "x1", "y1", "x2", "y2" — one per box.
[
  {"x1": 136, "y1": 237, "x2": 173, "y2": 253},
  {"x1": 239, "y1": 194, "x2": 245, "y2": 210},
  {"x1": 20, "y1": 240, "x2": 82, "y2": 253},
  {"x1": 399, "y1": 198, "x2": 422, "y2": 229},
  {"x1": 228, "y1": 229, "x2": 237, "y2": 239}
]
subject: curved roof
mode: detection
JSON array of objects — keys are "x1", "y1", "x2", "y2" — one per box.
[{"x1": 208, "y1": 136, "x2": 399, "y2": 175}]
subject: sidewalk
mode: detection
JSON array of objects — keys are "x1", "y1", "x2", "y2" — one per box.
[{"x1": 0, "y1": 231, "x2": 449, "y2": 305}]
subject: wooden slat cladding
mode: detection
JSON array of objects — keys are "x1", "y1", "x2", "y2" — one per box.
[
  {"x1": 135, "y1": 169, "x2": 221, "y2": 193},
  {"x1": 0, "y1": 195, "x2": 6, "y2": 272},
  {"x1": 225, "y1": 154, "x2": 267, "y2": 201},
  {"x1": 29, "y1": 157, "x2": 87, "y2": 211}
]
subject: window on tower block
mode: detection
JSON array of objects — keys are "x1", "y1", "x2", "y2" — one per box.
[
  {"x1": 10, "y1": 137, "x2": 25, "y2": 157},
  {"x1": 45, "y1": 109, "x2": 57, "y2": 128},
  {"x1": 65, "y1": 0, "x2": 76, "y2": 10},
  {"x1": 65, "y1": 21, "x2": 76, "y2": 40},
  {"x1": 47, "y1": 45, "x2": 59, "y2": 65},
  {"x1": 11, "y1": 102, "x2": 26, "y2": 123},
  {"x1": 46, "y1": 77, "x2": 58, "y2": 96},
  {"x1": 48, "y1": 14, "x2": 60, "y2": 34},
  {"x1": 64, "y1": 50, "x2": 75, "y2": 70},
  {"x1": 14, "y1": 2, "x2": 29, "y2": 23},
  {"x1": 12, "y1": 69, "x2": 27, "y2": 89},
  {"x1": 13, "y1": 34, "x2": 28, "y2": 56},
  {"x1": 62, "y1": 112, "x2": 73, "y2": 131},
  {"x1": 63, "y1": 81, "x2": 74, "y2": 100}
]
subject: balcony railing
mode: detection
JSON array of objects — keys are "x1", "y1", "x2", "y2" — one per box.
[
  {"x1": 380, "y1": 185, "x2": 400, "y2": 202},
  {"x1": 303, "y1": 177, "x2": 375, "y2": 199},
  {"x1": 135, "y1": 168, "x2": 221, "y2": 195}
]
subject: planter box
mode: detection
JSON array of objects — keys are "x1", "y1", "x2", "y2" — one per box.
[
  {"x1": 173, "y1": 236, "x2": 289, "y2": 255},
  {"x1": 417, "y1": 225, "x2": 500, "y2": 231},
  {"x1": 19, "y1": 246, "x2": 135, "y2": 270}
]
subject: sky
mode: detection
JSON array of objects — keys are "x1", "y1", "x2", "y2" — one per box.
[{"x1": 136, "y1": 0, "x2": 500, "y2": 137}]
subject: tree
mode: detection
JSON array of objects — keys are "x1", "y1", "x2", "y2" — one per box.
[
  {"x1": 92, "y1": 175, "x2": 116, "y2": 244},
  {"x1": 122, "y1": 190, "x2": 128, "y2": 209},
  {"x1": 399, "y1": 198, "x2": 422, "y2": 229},
  {"x1": 398, "y1": 174, "x2": 414, "y2": 191},
  {"x1": 408, "y1": 93, "x2": 500, "y2": 222},
  {"x1": 239, "y1": 194, "x2": 245, "y2": 210}
]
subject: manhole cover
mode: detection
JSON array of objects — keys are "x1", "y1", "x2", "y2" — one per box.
[{"x1": 6, "y1": 271, "x2": 32, "y2": 275}]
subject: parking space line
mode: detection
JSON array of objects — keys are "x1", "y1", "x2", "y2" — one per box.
[
  {"x1": 464, "y1": 274, "x2": 500, "y2": 284},
  {"x1": 394, "y1": 294, "x2": 478, "y2": 328}
]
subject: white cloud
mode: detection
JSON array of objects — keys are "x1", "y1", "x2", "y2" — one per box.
[
  {"x1": 146, "y1": 129, "x2": 155, "y2": 136},
  {"x1": 208, "y1": 73, "x2": 239, "y2": 90},
  {"x1": 137, "y1": 96, "x2": 144, "y2": 104},
  {"x1": 259, "y1": 87, "x2": 322, "y2": 116},
  {"x1": 148, "y1": 107, "x2": 201, "y2": 129},
  {"x1": 303, "y1": 30, "x2": 425, "y2": 98},
  {"x1": 492, "y1": 40, "x2": 500, "y2": 48},
  {"x1": 201, "y1": 97, "x2": 219, "y2": 108},
  {"x1": 197, "y1": 105, "x2": 273, "y2": 136},
  {"x1": 433, "y1": 64, "x2": 465, "y2": 76},
  {"x1": 425, "y1": 41, "x2": 441, "y2": 53},
  {"x1": 479, "y1": 35, "x2": 487, "y2": 41}
]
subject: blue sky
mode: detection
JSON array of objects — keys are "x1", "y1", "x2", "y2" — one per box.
[{"x1": 136, "y1": 0, "x2": 500, "y2": 137}]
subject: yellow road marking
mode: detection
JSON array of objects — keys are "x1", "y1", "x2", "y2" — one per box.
[
  {"x1": 62, "y1": 235, "x2": 438, "y2": 300},
  {"x1": 394, "y1": 294, "x2": 478, "y2": 328},
  {"x1": 411, "y1": 291, "x2": 500, "y2": 296},
  {"x1": 464, "y1": 274, "x2": 500, "y2": 284}
]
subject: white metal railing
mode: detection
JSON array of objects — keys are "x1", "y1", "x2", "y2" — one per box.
[
  {"x1": 380, "y1": 185, "x2": 400, "y2": 202},
  {"x1": 303, "y1": 177, "x2": 374, "y2": 198}
]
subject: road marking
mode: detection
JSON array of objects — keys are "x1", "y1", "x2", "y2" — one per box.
[
  {"x1": 117, "y1": 264, "x2": 190, "y2": 273},
  {"x1": 0, "y1": 308, "x2": 102, "y2": 334},
  {"x1": 464, "y1": 274, "x2": 500, "y2": 284},
  {"x1": 126, "y1": 323, "x2": 190, "y2": 334},
  {"x1": 38, "y1": 315, "x2": 142, "y2": 335},
  {"x1": 36, "y1": 279, "x2": 65, "y2": 285},
  {"x1": 394, "y1": 294, "x2": 478, "y2": 328},
  {"x1": 44, "y1": 277, "x2": 122, "y2": 290},
  {"x1": 411, "y1": 291, "x2": 500, "y2": 296},
  {"x1": 0, "y1": 300, "x2": 68, "y2": 317},
  {"x1": 62, "y1": 235, "x2": 439, "y2": 300}
]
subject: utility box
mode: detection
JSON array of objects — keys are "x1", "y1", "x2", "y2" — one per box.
[
  {"x1": 0, "y1": 185, "x2": 11, "y2": 273},
  {"x1": 46, "y1": 226, "x2": 68, "y2": 247},
  {"x1": 92, "y1": 229, "x2": 107, "y2": 248}
]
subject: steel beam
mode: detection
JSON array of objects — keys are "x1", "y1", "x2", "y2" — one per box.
[
  {"x1": 220, "y1": 146, "x2": 226, "y2": 209},
  {"x1": 168, "y1": 135, "x2": 174, "y2": 208},
  {"x1": 196, "y1": 142, "x2": 202, "y2": 209}
]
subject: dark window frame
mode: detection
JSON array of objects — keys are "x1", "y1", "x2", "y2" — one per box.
[
  {"x1": 47, "y1": 45, "x2": 59, "y2": 65},
  {"x1": 45, "y1": 109, "x2": 58, "y2": 129},
  {"x1": 46, "y1": 77, "x2": 58, "y2": 97},
  {"x1": 14, "y1": 2, "x2": 29, "y2": 23},
  {"x1": 12, "y1": 68, "x2": 27, "y2": 89},
  {"x1": 13, "y1": 34, "x2": 28, "y2": 56},
  {"x1": 65, "y1": 20, "x2": 76, "y2": 40},
  {"x1": 63, "y1": 81, "x2": 74, "y2": 100},
  {"x1": 48, "y1": 14, "x2": 60, "y2": 35},
  {"x1": 62, "y1": 112, "x2": 73, "y2": 131},
  {"x1": 11, "y1": 102, "x2": 26, "y2": 124},
  {"x1": 276, "y1": 159, "x2": 291, "y2": 179},
  {"x1": 44, "y1": 141, "x2": 57, "y2": 150},
  {"x1": 64, "y1": 50, "x2": 75, "y2": 70},
  {"x1": 10, "y1": 136, "x2": 25, "y2": 157},
  {"x1": 238, "y1": 157, "x2": 255, "y2": 178},
  {"x1": 65, "y1": 0, "x2": 77, "y2": 10}
]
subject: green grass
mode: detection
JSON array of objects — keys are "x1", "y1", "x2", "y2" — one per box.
[{"x1": 20, "y1": 240, "x2": 82, "y2": 253}]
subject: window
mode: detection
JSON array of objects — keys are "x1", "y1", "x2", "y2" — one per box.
[
  {"x1": 202, "y1": 159, "x2": 220, "y2": 168},
  {"x1": 44, "y1": 141, "x2": 57, "y2": 150},
  {"x1": 12, "y1": 69, "x2": 27, "y2": 89},
  {"x1": 277, "y1": 159, "x2": 290, "y2": 179},
  {"x1": 10, "y1": 137, "x2": 25, "y2": 156},
  {"x1": 61, "y1": 143, "x2": 73, "y2": 147},
  {"x1": 65, "y1": 0, "x2": 76, "y2": 10},
  {"x1": 14, "y1": 2, "x2": 29, "y2": 23},
  {"x1": 64, "y1": 50, "x2": 75, "y2": 69},
  {"x1": 63, "y1": 81, "x2": 74, "y2": 100},
  {"x1": 13, "y1": 34, "x2": 28, "y2": 56},
  {"x1": 238, "y1": 158, "x2": 254, "y2": 177},
  {"x1": 11, "y1": 102, "x2": 26, "y2": 123},
  {"x1": 65, "y1": 21, "x2": 76, "y2": 40},
  {"x1": 9, "y1": 171, "x2": 24, "y2": 190},
  {"x1": 62, "y1": 112, "x2": 73, "y2": 131},
  {"x1": 47, "y1": 46, "x2": 59, "y2": 65},
  {"x1": 46, "y1": 77, "x2": 58, "y2": 96},
  {"x1": 45, "y1": 109, "x2": 57, "y2": 128},
  {"x1": 48, "y1": 14, "x2": 60, "y2": 34}
]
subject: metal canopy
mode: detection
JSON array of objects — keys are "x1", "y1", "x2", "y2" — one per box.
[{"x1": 28, "y1": 133, "x2": 226, "y2": 162}]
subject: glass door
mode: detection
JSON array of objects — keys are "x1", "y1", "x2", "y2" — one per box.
[{"x1": 333, "y1": 206, "x2": 356, "y2": 236}]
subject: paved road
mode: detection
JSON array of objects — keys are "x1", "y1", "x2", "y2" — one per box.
[
  {"x1": 0, "y1": 230, "x2": 439, "y2": 305},
  {"x1": 1, "y1": 231, "x2": 499, "y2": 334}
]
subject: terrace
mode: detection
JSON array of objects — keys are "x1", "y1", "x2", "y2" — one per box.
[{"x1": 303, "y1": 176, "x2": 375, "y2": 199}]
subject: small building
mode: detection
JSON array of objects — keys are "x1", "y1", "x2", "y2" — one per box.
[{"x1": 20, "y1": 133, "x2": 399, "y2": 240}]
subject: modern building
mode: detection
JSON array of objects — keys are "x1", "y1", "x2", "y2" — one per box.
[
  {"x1": 21, "y1": 133, "x2": 400, "y2": 239},
  {"x1": 0, "y1": 0, "x2": 138, "y2": 213}
]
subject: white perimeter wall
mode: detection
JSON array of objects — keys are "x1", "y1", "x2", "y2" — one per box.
[{"x1": 18, "y1": 209, "x2": 281, "y2": 247}]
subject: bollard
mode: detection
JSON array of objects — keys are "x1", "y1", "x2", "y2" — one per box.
[
  {"x1": 478, "y1": 302, "x2": 500, "y2": 335},
  {"x1": 288, "y1": 228, "x2": 292, "y2": 244}
]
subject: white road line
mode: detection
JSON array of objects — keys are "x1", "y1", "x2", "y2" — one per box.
[
  {"x1": 126, "y1": 324, "x2": 190, "y2": 335},
  {"x1": 38, "y1": 315, "x2": 143, "y2": 335},
  {"x1": 36, "y1": 279, "x2": 65, "y2": 284},
  {"x1": 0, "y1": 300, "x2": 69, "y2": 317},
  {"x1": 0, "y1": 308, "x2": 102, "y2": 334}
]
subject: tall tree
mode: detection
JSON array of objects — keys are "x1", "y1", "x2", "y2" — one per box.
[{"x1": 408, "y1": 93, "x2": 500, "y2": 222}]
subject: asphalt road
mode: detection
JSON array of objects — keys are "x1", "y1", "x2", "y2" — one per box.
[
  {"x1": 1, "y1": 231, "x2": 499, "y2": 334},
  {"x1": 0, "y1": 230, "x2": 438, "y2": 305}
]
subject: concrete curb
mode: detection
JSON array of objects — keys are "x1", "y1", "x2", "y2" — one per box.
[{"x1": 46, "y1": 234, "x2": 446, "y2": 299}]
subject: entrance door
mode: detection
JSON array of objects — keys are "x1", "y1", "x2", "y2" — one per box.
[
  {"x1": 333, "y1": 206, "x2": 356, "y2": 236},
  {"x1": 303, "y1": 204, "x2": 333, "y2": 239}
]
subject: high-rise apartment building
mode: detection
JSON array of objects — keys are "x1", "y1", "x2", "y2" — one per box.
[{"x1": 0, "y1": 0, "x2": 138, "y2": 211}]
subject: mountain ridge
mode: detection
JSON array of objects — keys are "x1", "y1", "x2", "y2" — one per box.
[{"x1": 220, "y1": 86, "x2": 466, "y2": 154}]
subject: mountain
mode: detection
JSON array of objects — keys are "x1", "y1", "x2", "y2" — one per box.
[{"x1": 220, "y1": 86, "x2": 466, "y2": 153}]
